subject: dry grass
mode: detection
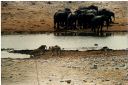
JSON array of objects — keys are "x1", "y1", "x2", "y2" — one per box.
[{"x1": 1, "y1": 1, "x2": 128, "y2": 34}]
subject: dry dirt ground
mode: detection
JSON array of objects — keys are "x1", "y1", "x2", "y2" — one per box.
[
  {"x1": 1, "y1": 50, "x2": 128, "y2": 85},
  {"x1": 1, "y1": 1, "x2": 128, "y2": 34},
  {"x1": 1, "y1": 1, "x2": 128, "y2": 85}
]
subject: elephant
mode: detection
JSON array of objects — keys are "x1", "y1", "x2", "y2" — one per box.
[
  {"x1": 77, "y1": 5, "x2": 98, "y2": 13},
  {"x1": 91, "y1": 15, "x2": 109, "y2": 33},
  {"x1": 74, "y1": 7, "x2": 97, "y2": 29},
  {"x1": 85, "y1": 13, "x2": 95, "y2": 28},
  {"x1": 67, "y1": 13, "x2": 78, "y2": 30},
  {"x1": 64, "y1": 8, "x2": 71, "y2": 12},
  {"x1": 54, "y1": 8, "x2": 71, "y2": 30},
  {"x1": 78, "y1": 5, "x2": 98, "y2": 13},
  {"x1": 77, "y1": 13, "x2": 86, "y2": 29},
  {"x1": 86, "y1": 9, "x2": 97, "y2": 15},
  {"x1": 98, "y1": 9, "x2": 115, "y2": 24},
  {"x1": 88, "y1": 5, "x2": 98, "y2": 12},
  {"x1": 77, "y1": 12, "x2": 95, "y2": 29},
  {"x1": 49, "y1": 45, "x2": 61, "y2": 56},
  {"x1": 76, "y1": 8, "x2": 114, "y2": 31}
]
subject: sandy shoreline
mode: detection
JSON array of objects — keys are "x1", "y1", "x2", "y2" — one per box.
[{"x1": 1, "y1": 50, "x2": 128, "y2": 85}]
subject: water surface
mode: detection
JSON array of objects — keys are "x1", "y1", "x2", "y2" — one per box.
[{"x1": 1, "y1": 33, "x2": 128, "y2": 58}]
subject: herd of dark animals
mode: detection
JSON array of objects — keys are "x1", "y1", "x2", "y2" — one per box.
[{"x1": 54, "y1": 5, "x2": 115, "y2": 34}]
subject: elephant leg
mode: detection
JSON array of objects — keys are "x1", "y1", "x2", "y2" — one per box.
[
  {"x1": 66, "y1": 23, "x2": 69, "y2": 30},
  {"x1": 106, "y1": 20, "x2": 109, "y2": 30},
  {"x1": 51, "y1": 49, "x2": 54, "y2": 56},
  {"x1": 61, "y1": 21, "x2": 63, "y2": 27},
  {"x1": 74, "y1": 21, "x2": 77, "y2": 29},
  {"x1": 99, "y1": 25, "x2": 101, "y2": 32},
  {"x1": 93, "y1": 25, "x2": 96, "y2": 32},
  {"x1": 91, "y1": 26, "x2": 93, "y2": 31},
  {"x1": 99, "y1": 25, "x2": 103, "y2": 33},
  {"x1": 93, "y1": 27, "x2": 94, "y2": 32},
  {"x1": 78, "y1": 23, "x2": 81, "y2": 29},
  {"x1": 56, "y1": 48, "x2": 61, "y2": 56},
  {"x1": 91, "y1": 25, "x2": 94, "y2": 31},
  {"x1": 83, "y1": 23, "x2": 86, "y2": 29},
  {"x1": 79, "y1": 26, "x2": 81, "y2": 29},
  {"x1": 73, "y1": 23, "x2": 76, "y2": 30},
  {"x1": 97, "y1": 25, "x2": 100, "y2": 34},
  {"x1": 59, "y1": 21, "x2": 62, "y2": 27},
  {"x1": 65, "y1": 21, "x2": 68, "y2": 27},
  {"x1": 82, "y1": 23, "x2": 84, "y2": 29},
  {"x1": 91, "y1": 24, "x2": 94, "y2": 31},
  {"x1": 79, "y1": 23, "x2": 82, "y2": 29},
  {"x1": 78, "y1": 23, "x2": 82, "y2": 29},
  {"x1": 57, "y1": 22, "x2": 59, "y2": 30},
  {"x1": 78, "y1": 21, "x2": 82, "y2": 29},
  {"x1": 56, "y1": 50, "x2": 58, "y2": 56},
  {"x1": 81, "y1": 23, "x2": 83, "y2": 29},
  {"x1": 73, "y1": 22, "x2": 75, "y2": 29},
  {"x1": 62, "y1": 22, "x2": 64, "y2": 27},
  {"x1": 68, "y1": 21, "x2": 70, "y2": 30},
  {"x1": 100, "y1": 22, "x2": 104, "y2": 32}
]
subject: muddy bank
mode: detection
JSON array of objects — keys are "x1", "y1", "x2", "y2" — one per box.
[
  {"x1": 1, "y1": 50, "x2": 128, "y2": 85},
  {"x1": 1, "y1": 46, "x2": 118, "y2": 57}
]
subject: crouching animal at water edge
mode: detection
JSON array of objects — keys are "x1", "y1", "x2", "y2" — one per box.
[
  {"x1": 49, "y1": 45, "x2": 61, "y2": 56},
  {"x1": 30, "y1": 45, "x2": 47, "y2": 58}
]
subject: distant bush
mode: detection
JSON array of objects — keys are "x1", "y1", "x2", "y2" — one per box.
[
  {"x1": 1, "y1": 1, "x2": 8, "y2": 7},
  {"x1": 68, "y1": 1, "x2": 72, "y2": 3},
  {"x1": 30, "y1": 1, "x2": 36, "y2": 5},
  {"x1": 47, "y1": 1, "x2": 52, "y2": 4}
]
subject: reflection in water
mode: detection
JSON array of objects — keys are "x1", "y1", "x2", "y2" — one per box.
[
  {"x1": 2, "y1": 33, "x2": 128, "y2": 50},
  {"x1": 1, "y1": 33, "x2": 128, "y2": 58}
]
